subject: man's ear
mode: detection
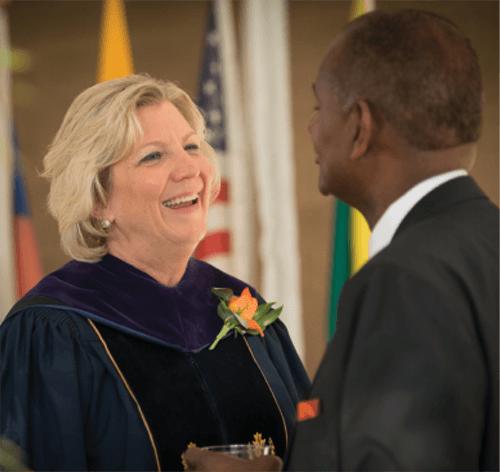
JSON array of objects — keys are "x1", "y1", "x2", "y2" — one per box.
[{"x1": 350, "y1": 99, "x2": 374, "y2": 161}]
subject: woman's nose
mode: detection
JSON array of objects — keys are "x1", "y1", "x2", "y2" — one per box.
[{"x1": 170, "y1": 152, "x2": 200, "y2": 181}]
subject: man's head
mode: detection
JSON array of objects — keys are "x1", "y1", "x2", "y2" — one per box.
[{"x1": 310, "y1": 9, "x2": 482, "y2": 208}]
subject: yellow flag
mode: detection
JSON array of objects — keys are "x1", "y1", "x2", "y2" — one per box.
[
  {"x1": 97, "y1": 0, "x2": 134, "y2": 83},
  {"x1": 349, "y1": 0, "x2": 374, "y2": 273},
  {"x1": 350, "y1": 0, "x2": 375, "y2": 20}
]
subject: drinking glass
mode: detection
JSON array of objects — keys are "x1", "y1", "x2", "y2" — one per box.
[{"x1": 201, "y1": 443, "x2": 273, "y2": 460}]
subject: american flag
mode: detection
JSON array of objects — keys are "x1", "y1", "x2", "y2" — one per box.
[{"x1": 194, "y1": 2, "x2": 232, "y2": 270}]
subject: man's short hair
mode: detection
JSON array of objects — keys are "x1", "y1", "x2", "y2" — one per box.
[{"x1": 326, "y1": 9, "x2": 482, "y2": 150}]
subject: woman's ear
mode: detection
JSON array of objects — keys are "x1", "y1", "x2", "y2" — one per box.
[
  {"x1": 92, "y1": 204, "x2": 114, "y2": 225},
  {"x1": 210, "y1": 177, "x2": 221, "y2": 204},
  {"x1": 91, "y1": 205, "x2": 104, "y2": 220},
  {"x1": 350, "y1": 99, "x2": 374, "y2": 161}
]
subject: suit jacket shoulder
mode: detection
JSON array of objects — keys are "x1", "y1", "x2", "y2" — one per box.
[{"x1": 288, "y1": 177, "x2": 499, "y2": 471}]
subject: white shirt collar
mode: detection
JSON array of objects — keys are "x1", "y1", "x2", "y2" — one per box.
[{"x1": 369, "y1": 169, "x2": 468, "y2": 258}]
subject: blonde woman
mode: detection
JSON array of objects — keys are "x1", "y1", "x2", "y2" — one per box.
[{"x1": 0, "y1": 75, "x2": 310, "y2": 471}]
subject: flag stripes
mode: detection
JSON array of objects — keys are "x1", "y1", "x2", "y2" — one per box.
[
  {"x1": 194, "y1": 1, "x2": 234, "y2": 271},
  {"x1": 195, "y1": 231, "x2": 231, "y2": 260},
  {"x1": 13, "y1": 132, "x2": 43, "y2": 298}
]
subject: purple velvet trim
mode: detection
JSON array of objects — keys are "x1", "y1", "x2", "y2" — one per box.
[{"x1": 26, "y1": 255, "x2": 252, "y2": 352}]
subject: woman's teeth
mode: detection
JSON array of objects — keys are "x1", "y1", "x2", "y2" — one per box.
[{"x1": 162, "y1": 194, "x2": 199, "y2": 209}]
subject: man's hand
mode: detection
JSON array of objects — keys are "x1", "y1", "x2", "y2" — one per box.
[{"x1": 182, "y1": 447, "x2": 283, "y2": 471}]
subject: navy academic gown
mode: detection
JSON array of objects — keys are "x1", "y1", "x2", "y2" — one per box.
[{"x1": 0, "y1": 255, "x2": 310, "y2": 471}]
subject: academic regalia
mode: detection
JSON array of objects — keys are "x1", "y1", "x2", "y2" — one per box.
[{"x1": 0, "y1": 255, "x2": 310, "y2": 471}]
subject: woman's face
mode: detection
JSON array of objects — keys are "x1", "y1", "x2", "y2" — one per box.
[{"x1": 104, "y1": 100, "x2": 215, "y2": 251}]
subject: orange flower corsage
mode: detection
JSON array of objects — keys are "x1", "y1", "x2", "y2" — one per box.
[{"x1": 209, "y1": 287, "x2": 283, "y2": 350}]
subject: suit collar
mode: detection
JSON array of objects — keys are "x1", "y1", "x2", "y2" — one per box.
[
  {"x1": 369, "y1": 170, "x2": 467, "y2": 258},
  {"x1": 394, "y1": 176, "x2": 488, "y2": 239}
]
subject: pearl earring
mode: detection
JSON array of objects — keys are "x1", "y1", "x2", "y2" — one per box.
[{"x1": 100, "y1": 219, "x2": 112, "y2": 230}]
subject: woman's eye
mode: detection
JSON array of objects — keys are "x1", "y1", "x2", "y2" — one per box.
[
  {"x1": 185, "y1": 143, "x2": 200, "y2": 152},
  {"x1": 140, "y1": 151, "x2": 162, "y2": 164}
]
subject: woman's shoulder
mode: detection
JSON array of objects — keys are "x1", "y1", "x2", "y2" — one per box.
[
  {"x1": 0, "y1": 300, "x2": 111, "y2": 390},
  {"x1": 1, "y1": 298, "x2": 97, "y2": 344}
]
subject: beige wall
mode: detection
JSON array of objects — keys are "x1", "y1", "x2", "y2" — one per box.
[{"x1": 10, "y1": 0, "x2": 499, "y2": 376}]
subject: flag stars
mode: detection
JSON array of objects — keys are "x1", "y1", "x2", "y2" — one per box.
[
  {"x1": 209, "y1": 61, "x2": 220, "y2": 75},
  {"x1": 206, "y1": 128, "x2": 215, "y2": 143},
  {"x1": 209, "y1": 110, "x2": 222, "y2": 125},
  {"x1": 203, "y1": 79, "x2": 218, "y2": 96},
  {"x1": 207, "y1": 31, "x2": 219, "y2": 47}
]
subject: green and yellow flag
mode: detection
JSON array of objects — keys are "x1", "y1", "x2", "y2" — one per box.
[
  {"x1": 328, "y1": 0, "x2": 374, "y2": 338},
  {"x1": 97, "y1": 0, "x2": 134, "y2": 83}
]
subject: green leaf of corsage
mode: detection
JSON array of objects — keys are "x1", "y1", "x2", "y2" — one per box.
[{"x1": 209, "y1": 287, "x2": 283, "y2": 350}]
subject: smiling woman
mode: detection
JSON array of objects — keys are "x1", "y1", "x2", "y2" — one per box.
[
  {"x1": 0, "y1": 74, "x2": 310, "y2": 471},
  {"x1": 100, "y1": 99, "x2": 216, "y2": 286},
  {"x1": 42, "y1": 74, "x2": 219, "y2": 265}
]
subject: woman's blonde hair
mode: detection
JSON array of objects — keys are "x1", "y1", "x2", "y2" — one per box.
[{"x1": 43, "y1": 74, "x2": 219, "y2": 262}]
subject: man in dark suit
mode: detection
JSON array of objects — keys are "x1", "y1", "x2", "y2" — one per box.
[{"x1": 185, "y1": 9, "x2": 498, "y2": 471}]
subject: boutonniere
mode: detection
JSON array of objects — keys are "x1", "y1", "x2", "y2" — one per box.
[{"x1": 209, "y1": 287, "x2": 283, "y2": 350}]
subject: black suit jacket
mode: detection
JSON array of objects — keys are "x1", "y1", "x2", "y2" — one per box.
[{"x1": 288, "y1": 177, "x2": 499, "y2": 471}]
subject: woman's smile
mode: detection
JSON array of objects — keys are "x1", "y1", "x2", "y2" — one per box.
[
  {"x1": 103, "y1": 100, "x2": 215, "y2": 250},
  {"x1": 162, "y1": 193, "x2": 199, "y2": 209}
]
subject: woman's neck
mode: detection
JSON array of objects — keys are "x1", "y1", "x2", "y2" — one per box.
[{"x1": 107, "y1": 241, "x2": 194, "y2": 287}]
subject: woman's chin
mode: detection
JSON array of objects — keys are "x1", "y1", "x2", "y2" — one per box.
[{"x1": 163, "y1": 226, "x2": 207, "y2": 250}]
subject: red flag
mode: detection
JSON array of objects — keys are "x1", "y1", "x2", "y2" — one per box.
[{"x1": 13, "y1": 132, "x2": 42, "y2": 297}]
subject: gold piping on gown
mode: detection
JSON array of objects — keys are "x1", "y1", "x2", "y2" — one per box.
[
  {"x1": 87, "y1": 319, "x2": 162, "y2": 472},
  {"x1": 242, "y1": 336, "x2": 289, "y2": 451}
]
